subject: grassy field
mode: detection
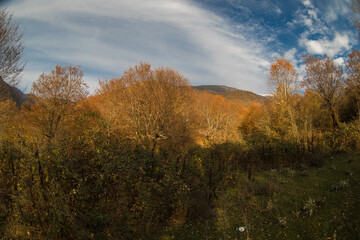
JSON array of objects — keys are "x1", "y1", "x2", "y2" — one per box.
[{"x1": 162, "y1": 151, "x2": 360, "y2": 240}]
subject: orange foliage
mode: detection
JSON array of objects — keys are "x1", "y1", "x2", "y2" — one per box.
[
  {"x1": 239, "y1": 103, "x2": 264, "y2": 136},
  {"x1": 96, "y1": 62, "x2": 195, "y2": 151},
  {"x1": 194, "y1": 91, "x2": 244, "y2": 143}
]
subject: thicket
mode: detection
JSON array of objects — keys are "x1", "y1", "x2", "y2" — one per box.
[{"x1": 0, "y1": 53, "x2": 360, "y2": 239}]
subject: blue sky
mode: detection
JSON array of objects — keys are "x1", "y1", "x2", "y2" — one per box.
[{"x1": 1, "y1": 0, "x2": 358, "y2": 94}]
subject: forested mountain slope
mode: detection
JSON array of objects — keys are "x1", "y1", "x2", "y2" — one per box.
[
  {"x1": 0, "y1": 77, "x2": 27, "y2": 107},
  {"x1": 194, "y1": 85, "x2": 265, "y2": 106}
]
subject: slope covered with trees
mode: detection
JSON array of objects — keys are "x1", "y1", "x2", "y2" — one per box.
[{"x1": 194, "y1": 85, "x2": 265, "y2": 107}]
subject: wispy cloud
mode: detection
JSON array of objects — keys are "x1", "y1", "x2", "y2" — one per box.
[
  {"x1": 289, "y1": 0, "x2": 329, "y2": 36},
  {"x1": 323, "y1": 0, "x2": 351, "y2": 23},
  {"x1": 7, "y1": 0, "x2": 272, "y2": 94},
  {"x1": 226, "y1": 0, "x2": 282, "y2": 15}
]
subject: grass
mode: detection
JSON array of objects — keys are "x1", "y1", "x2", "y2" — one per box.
[{"x1": 161, "y1": 151, "x2": 360, "y2": 239}]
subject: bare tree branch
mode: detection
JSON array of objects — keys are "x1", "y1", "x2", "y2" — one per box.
[{"x1": 0, "y1": 9, "x2": 25, "y2": 98}]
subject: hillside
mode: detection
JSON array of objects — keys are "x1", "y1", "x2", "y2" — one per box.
[
  {"x1": 0, "y1": 77, "x2": 28, "y2": 107},
  {"x1": 194, "y1": 85, "x2": 265, "y2": 107},
  {"x1": 194, "y1": 85, "x2": 239, "y2": 94}
]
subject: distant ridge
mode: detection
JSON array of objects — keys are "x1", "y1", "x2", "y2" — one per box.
[
  {"x1": 0, "y1": 77, "x2": 28, "y2": 107},
  {"x1": 194, "y1": 85, "x2": 239, "y2": 94},
  {"x1": 193, "y1": 85, "x2": 264, "y2": 107}
]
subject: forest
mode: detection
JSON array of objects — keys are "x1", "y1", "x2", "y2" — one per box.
[{"x1": 1, "y1": 7, "x2": 360, "y2": 240}]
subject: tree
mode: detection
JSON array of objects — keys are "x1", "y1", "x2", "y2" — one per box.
[
  {"x1": 303, "y1": 55, "x2": 343, "y2": 128},
  {"x1": 0, "y1": 9, "x2": 25, "y2": 94},
  {"x1": 345, "y1": 49, "x2": 360, "y2": 119},
  {"x1": 0, "y1": 99, "x2": 17, "y2": 139},
  {"x1": 97, "y1": 62, "x2": 195, "y2": 152},
  {"x1": 352, "y1": 0, "x2": 360, "y2": 35},
  {"x1": 268, "y1": 58, "x2": 298, "y2": 102},
  {"x1": 195, "y1": 91, "x2": 241, "y2": 143},
  {"x1": 11, "y1": 65, "x2": 89, "y2": 237},
  {"x1": 239, "y1": 102, "x2": 264, "y2": 137},
  {"x1": 30, "y1": 65, "x2": 88, "y2": 141},
  {"x1": 267, "y1": 58, "x2": 299, "y2": 137}
]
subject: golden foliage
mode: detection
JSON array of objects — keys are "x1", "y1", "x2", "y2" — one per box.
[
  {"x1": 97, "y1": 62, "x2": 195, "y2": 151},
  {"x1": 28, "y1": 65, "x2": 88, "y2": 141},
  {"x1": 194, "y1": 91, "x2": 244, "y2": 144}
]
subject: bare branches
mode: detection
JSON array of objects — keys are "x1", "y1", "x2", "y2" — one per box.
[
  {"x1": 303, "y1": 55, "x2": 343, "y2": 128},
  {"x1": 0, "y1": 9, "x2": 25, "y2": 89},
  {"x1": 30, "y1": 65, "x2": 88, "y2": 140},
  {"x1": 352, "y1": 0, "x2": 360, "y2": 36}
]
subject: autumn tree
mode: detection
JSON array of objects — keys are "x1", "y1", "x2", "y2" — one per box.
[
  {"x1": 6, "y1": 65, "x2": 89, "y2": 238},
  {"x1": 345, "y1": 49, "x2": 360, "y2": 119},
  {"x1": 29, "y1": 65, "x2": 88, "y2": 141},
  {"x1": 303, "y1": 55, "x2": 343, "y2": 128},
  {"x1": 267, "y1": 58, "x2": 299, "y2": 138},
  {"x1": 195, "y1": 91, "x2": 242, "y2": 143},
  {"x1": 239, "y1": 102, "x2": 264, "y2": 137},
  {"x1": 268, "y1": 58, "x2": 298, "y2": 101},
  {"x1": 353, "y1": 0, "x2": 360, "y2": 35},
  {"x1": 0, "y1": 9, "x2": 25, "y2": 230},
  {"x1": 98, "y1": 62, "x2": 194, "y2": 152},
  {"x1": 0, "y1": 9, "x2": 25, "y2": 96}
]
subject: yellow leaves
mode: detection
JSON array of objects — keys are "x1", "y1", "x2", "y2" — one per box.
[
  {"x1": 268, "y1": 57, "x2": 298, "y2": 101},
  {"x1": 0, "y1": 99, "x2": 19, "y2": 141},
  {"x1": 211, "y1": 95, "x2": 226, "y2": 112},
  {"x1": 269, "y1": 58, "x2": 296, "y2": 80},
  {"x1": 240, "y1": 103, "x2": 264, "y2": 135}
]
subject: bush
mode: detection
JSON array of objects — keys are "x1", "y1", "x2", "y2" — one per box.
[{"x1": 325, "y1": 121, "x2": 360, "y2": 152}]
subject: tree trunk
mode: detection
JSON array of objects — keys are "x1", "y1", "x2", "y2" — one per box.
[{"x1": 329, "y1": 106, "x2": 339, "y2": 129}]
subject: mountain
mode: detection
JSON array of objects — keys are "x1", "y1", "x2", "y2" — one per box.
[
  {"x1": 193, "y1": 85, "x2": 265, "y2": 107},
  {"x1": 194, "y1": 85, "x2": 240, "y2": 94},
  {"x1": 0, "y1": 77, "x2": 28, "y2": 107}
]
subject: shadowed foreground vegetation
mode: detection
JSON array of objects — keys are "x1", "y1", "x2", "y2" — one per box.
[
  {"x1": 162, "y1": 150, "x2": 360, "y2": 240},
  {"x1": 1, "y1": 134, "x2": 359, "y2": 239}
]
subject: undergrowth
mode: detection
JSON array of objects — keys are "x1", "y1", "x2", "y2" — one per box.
[{"x1": 161, "y1": 151, "x2": 360, "y2": 240}]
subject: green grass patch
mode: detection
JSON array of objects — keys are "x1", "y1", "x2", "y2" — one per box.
[{"x1": 162, "y1": 152, "x2": 360, "y2": 239}]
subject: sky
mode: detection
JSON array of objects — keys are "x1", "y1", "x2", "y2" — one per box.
[{"x1": 1, "y1": 0, "x2": 358, "y2": 94}]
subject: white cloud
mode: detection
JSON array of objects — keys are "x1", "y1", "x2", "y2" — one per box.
[
  {"x1": 303, "y1": 16, "x2": 313, "y2": 28},
  {"x1": 7, "y1": 0, "x2": 272, "y2": 94},
  {"x1": 304, "y1": 40, "x2": 324, "y2": 54},
  {"x1": 289, "y1": 0, "x2": 355, "y2": 60},
  {"x1": 301, "y1": 32, "x2": 351, "y2": 57},
  {"x1": 334, "y1": 57, "x2": 345, "y2": 66},
  {"x1": 301, "y1": 0, "x2": 312, "y2": 8},
  {"x1": 284, "y1": 48, "x2": 298, "y2": 63},
  {"x1": 307, "y1": 9, "x2": 319, "y2": 20},
  {"x1": 274, "y1": 6, "x2": 282, "y2": 14}
]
